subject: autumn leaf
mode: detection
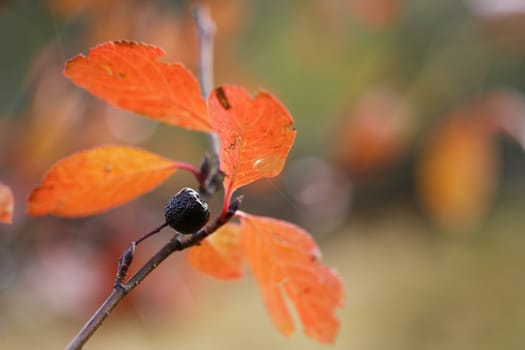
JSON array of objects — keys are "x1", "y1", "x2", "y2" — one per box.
[
  {"x1": 187, "y1": 222, "x2": 244, "y2": 280},
  {"x1": 240, "y1": 214, "x2": 343, "y2": 343},
  {"x1": 416, "y1": 115, "x2": 497, "y2": 230},
  {"x1": 65, "y1": 41, "x2": 212, "y2": 132},
  {"x1": 348, "y1": 0, "x2": 400, "y2": 29},
  {"x1": 334, "y1": 88, "x2": 411, "y2": 177},
  {"x1": 0, "y1": 182, "x2": 14, "y2": 224},
  {"x1": 27, "y1": 145, "x2": 181, "y2": 217},
  {"x1": 208, "y1": 85, "x2": 296, "y2": 204}
]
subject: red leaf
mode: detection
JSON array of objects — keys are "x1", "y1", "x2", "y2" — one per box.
[
  {"x1": 187, "y1": 222, "x2": 244, "y2": 280},
  {"x1": 240, "y1": 214, "x2": 343, "y2": 343},
  {"x1": 64, "y1": 41, "x2": 212, "y2": 132},
  {"x1": 0, "y1": 182, "x2": 14, "y2": 224},
  {"x1": 27, "y1": 145, "x2": 180, "y2": 217},
  {"x1": 208, "y1": 85, "x2": 296, "y2": 204}
]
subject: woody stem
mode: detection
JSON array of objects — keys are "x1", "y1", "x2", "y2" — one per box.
[
  {"x1": 193, "y1": 5, "x2": 219, "y2": 158},
  {"x1": 65, "y1": 5, "x2": 222, "y2": 350}
]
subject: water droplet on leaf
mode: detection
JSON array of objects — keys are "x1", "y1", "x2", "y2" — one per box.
[{"x1": 253, "y1": 155, "x2": 283, "y2": 176}]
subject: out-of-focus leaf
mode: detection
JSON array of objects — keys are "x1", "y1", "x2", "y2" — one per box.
[
  {"x1": 187, "y1": 223, "x2": 244, "y2": 280},
  {"x1": 348, "y1": 0, "x2": 401, "y2": 29},
  {"x1": 0, "y1": 182, "x2": 14, "y2": 224},
  {"x1": 417, "y1": 115, "x2": 497, "y2": 230},
  {"x1": 334, "y1": 88, "x2": 411, "y2": 177},
  {"x1": 208, "y1": 85, "x2": 296, "y2": 204},
  {"x1": 476, "y1": 89, "x2": 525, "y2": 150},
  {"x1": 65, "y1": 41, "x2": 212, "y2": 132},
  {"x1": 240, "y1": 213, "x2": 343, "y2": 344},
  {"x1": 27, "y1": 145, "x2": 179, "y2": 217}
]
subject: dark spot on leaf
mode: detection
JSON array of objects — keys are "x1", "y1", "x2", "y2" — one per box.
[
  {"x1": 229, "y1": 134, "x2": 240, "y2": 150},
  {"x1": 215, "y1": 86, "x2": 231, "y2": 110}
]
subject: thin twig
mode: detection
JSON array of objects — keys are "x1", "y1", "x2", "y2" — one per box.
[
  {"x1": 65, "y1": 287, "x2": 125, "y2": 350},
  {"x1": 135, "y1": 222, "x2": 169, "y2": 245},
  {"x1": 193, "y1": 4, "x2": 221, "y2": 184},
  {"x1": 193, "y1": 5, "x2": 216, "y2": 99}
]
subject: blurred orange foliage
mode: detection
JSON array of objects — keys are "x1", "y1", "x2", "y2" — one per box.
[
  {"x1": 334, "y1": 88, "x2": 412, "y2": 177},
  {"x1": 417, "y1": 114, "x2": 498, "y2": 231},
  {"x1": 348, "y1": 0, "x2": 400, "y2": 29},
  {"x1": 0, "y1": 182, "x2": 14, "y2": 224}
]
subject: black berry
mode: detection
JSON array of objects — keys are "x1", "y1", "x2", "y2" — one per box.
[{"x1": 164, "y1": 188, "x2": 210, "y2": 233}]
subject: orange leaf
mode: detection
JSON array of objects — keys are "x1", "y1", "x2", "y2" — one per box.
[
  {"x1": 416, "y1": 115, "x2": 497, "y2": 231},
  {"x1": 187, "y1": 222, "x2": 244, "y2": 280},
  {"x1": 240, "y1": 214, "x2": 343, "y2": 343},
  {"x1": 27, "y1": 145, "x2": 179, "y2": 217},
  {"x1": 0, "y1": 182, "x2": 14, "y2": 224},
  {"x1": 64, "y1": 41, "x2": 212, "y2": 132},
  {"x1": 208, "y1": 85, "x2": 296, "y2": 203}
]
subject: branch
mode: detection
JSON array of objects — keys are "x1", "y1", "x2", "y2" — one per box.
[
  {"x1": 64, "y1": 287, "x2": 125, "y2": 350},
  {"x1": 193, "y1": 5, "x2": 215, "y2": 100},
  {"x1": 193, "y1": 5, "x2": 222, "y2": 197},
  {"x1": 65, "y1": 198, "x2": 241, "y2": 350},
  {"x1": 65, "y1": 6, "x2": 226, "y2": 350}
]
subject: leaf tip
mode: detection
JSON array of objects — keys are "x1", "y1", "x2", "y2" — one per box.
[{"x1": 63, "y1": 55, "x2": 84, "y2": 77}]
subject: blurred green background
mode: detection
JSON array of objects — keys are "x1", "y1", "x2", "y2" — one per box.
[{"x1": 2, "y1": 0, "x2": 525, "y2": 349}]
